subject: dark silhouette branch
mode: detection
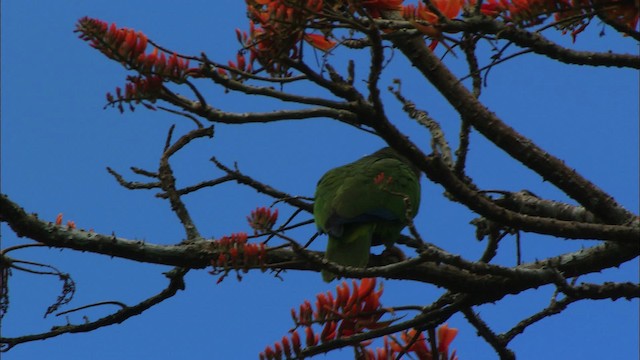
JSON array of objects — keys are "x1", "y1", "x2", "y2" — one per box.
[
  {"x1": 2, "y1": 192, "x2": 636, "y2": 297},
  {"x1": 459, "y1": 17, "x2": 640, "y2": 69},
  {"x1": 210, "y1": 157, "x2": 314, "y2": 213},
  {"x1": 107, "y1": 167, "x2": 161, "y2": 190},
  {"x1": 369, "y1": 16, "x2": 640, "y2": 69},
  {"x1": 500, "y1": 294, "x2": 575, "y2": 344},
  {"x1": 159, "y1": 126, "x2": 215, "y2": 240},
  {"x1": 381, "y1": 11, "x2": 636, "y2": 225},
  {"x1": 0, "y1": 267, "x2": 187, "y2": 352},
  {"x1": 462, "y1": 308, "x2": 515, "y2": 360},
  {"x1": 161, "y1": 89, "x2": 357, "y2": 124},
  {"x1": 197, "y1": 59, "x2": 355, "y2": 110}
]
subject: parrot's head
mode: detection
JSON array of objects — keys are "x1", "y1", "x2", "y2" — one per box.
[{"x1": 373, "y1": 147, "x2": 422, "y2": 177}]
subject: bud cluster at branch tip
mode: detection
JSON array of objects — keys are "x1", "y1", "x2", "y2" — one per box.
[
  {"x1": 247, "y1": 207, "x2": 279, "y2": 235},
  {"x1": 54, "y1": 213, "x2": 94, "y2": 232},
  {"x1": 75, "y1": 17, "x2": 201, "y2": 113},
  {"x1": 75, "y1": 17, "x2": 193, "y2": 80}
]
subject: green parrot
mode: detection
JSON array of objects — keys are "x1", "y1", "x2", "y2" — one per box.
[{"x1": 313, "y1": 147, "x2": 422, "y2": 282}]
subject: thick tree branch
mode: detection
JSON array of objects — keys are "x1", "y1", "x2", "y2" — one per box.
[
  {"x1": 554, "y1": 278, "x2": 640, "y2": 300},
  {"x1": 2, "y1": 193, "x2": 636, "y2": 298},
  {"x1": 370, "y1": 17, "x2": 640, "y2": 69},
  {"x1": 383, "y1": 11, "x2": 637, "y2": 225},
  {"x1": 492, "y1": 190, "x2": 604, "y2": 224},
  {"x1": 459, "y1": 17, "x2": 640, "y2": 69}
]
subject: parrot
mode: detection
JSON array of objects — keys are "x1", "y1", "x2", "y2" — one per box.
[{"x1": 313, "y1": 147, "x2": 422, "y2": 282}]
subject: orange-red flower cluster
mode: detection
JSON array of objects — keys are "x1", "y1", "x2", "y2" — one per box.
[
  {"x1": 106, "y1": 75, "x2": 163, "y2": 113},
  {"x1": 363, "y1": 324, "x2": 459, "y2": 360},
  {"x1": 209, "y1": 232, "x2": 267, "y2": 280},
  {"x1": 261, "y1": 331, "x2": 303, "y2": 360},
  {"x1": 477, "y1": 0, "x2": 569, "y2": 26},
  {"x1": 76, "y1": 17, "x2": 191, "y2": 80},
  {"x1": 247, "y1": 207, "x2": 279, "y2": 235},
  {"x1": 303, "y1": 33, "x2": 337, "y2": 52},
  {"x1": 241, "y1": 0, "x2": 334, "y2": 76},
  {"x1": 362, "y1": 0, "x2": 406, "y2": 18},
  {"x1": 401, "y1": 0, "x2": 462, "y2": 49},
  {"x1": 437, "y1": 323, "x2": 459, "y2": 355},
  {"x1": 403, "y1": 0, "x2": 463, "y2": 28},
  {"x1": 261, "y1": 278, "x2": 389, "y2": 359},
  {"x1": 475, "y1": 0, "x2": 638, "y2": 39},
  {"x1": 598, "y1": 0, "x2": 639, "y2": 33}
]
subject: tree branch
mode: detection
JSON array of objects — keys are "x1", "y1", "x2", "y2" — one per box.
[
  {"x1": 459, "y1": 17, "x2": 640, "y2": 69},
  {"x1": 370, "y1": 16, "x2": 640, "y2": 69},
  {"x1": 210, "y1": 157, "x2": 313, "y2": 213},
  {"x1": 462, "y1": 308, "x2": 515, "y2": 360},
  {"x1": 382, "y1": 11, "x2": 637, "y2": 225},
  {"x1": 161, "y1": 90, "x2": 357, "y2": 124},
  {"x1": 0, "y1": 267, "x2": 187, "y2": 352}
]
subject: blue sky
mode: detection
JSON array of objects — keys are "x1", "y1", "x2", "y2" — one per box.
[{"x1": 2, "y1": 1, "x2": 638, "y2": 359}]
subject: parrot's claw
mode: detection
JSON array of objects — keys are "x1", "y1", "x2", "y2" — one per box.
[{"x1": 370, "y1": 245, "x2": 406, "y2": 265}]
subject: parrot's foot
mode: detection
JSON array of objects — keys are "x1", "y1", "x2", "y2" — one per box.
[{"x1": 370, "y1": 245, "x2": 406, "y2": 266}]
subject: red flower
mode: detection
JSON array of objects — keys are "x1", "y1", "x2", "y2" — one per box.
[
  {"x1": 304, "y1": 33, "x2": 337, "y2": 51},
  {"x1": 76, "y1": 17, "x2": 191, "y2": 80},
  {"x1": 247, "y1": 207, "x2": 278, "y2": 234},
  {"x1": 305, "y1": 326, "x2": 319, "y2": 347},
  {"x1": 403, "y1": 0, "x2": 462, "y2": 35},
  {"x1": 281, "y1": 336, "x2": 291, "y2": 358},
  {"x1": 437, "y1": 323, "x2": 459, "y2": 354},
  {"x1": 321, "y1": 321, "x2": 337, "y2": 342},
  {"x1": 262, "y1": 279, "x2": 405, "y2": 358},
  {"x1": 291, "y1": 331, "x2": 302, "y2": 355},
  {"x1": 363, "y1": 0, "x2": 405, "y2": 17}
]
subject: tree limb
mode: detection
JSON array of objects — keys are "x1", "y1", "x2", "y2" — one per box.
[
  {"x1": 382, "y1": 10, "x2": 636, "y2": 225},
  {"x1": 0, "y1": 267, "x2": 187, "y2": 352}
]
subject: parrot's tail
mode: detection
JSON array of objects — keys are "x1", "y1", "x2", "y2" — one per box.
[{"x1": 322, "y1": 223, "x2": 375, "y2": 282}]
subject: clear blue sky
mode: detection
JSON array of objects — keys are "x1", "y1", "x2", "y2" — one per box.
[{"x1": 2, "y1": 1, "x2": 638, "y2": 359}]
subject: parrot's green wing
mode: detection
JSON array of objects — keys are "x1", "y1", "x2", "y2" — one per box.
[{"x1": 314, "y1": 147, "x2": 421, "y2": 282}]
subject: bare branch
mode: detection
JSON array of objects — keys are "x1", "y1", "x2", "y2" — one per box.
[
  {"x1": 198, "y1": 61, "x2": 355, "y2": 111},
  {"x1": 0, "y1": 267, "x2": 187, "y2": 352},
  {"x1": 389, "y1": 84, "x2": 454, "y2": 167},
  {"x1": 210, "y1": 157, "x2": 313, "y2": 213},
  {"x1": 159, "y1": 127, "x2": 214, "y2": 241},
  {"x1": 462, "y1": 308, "x2": 515, "y2": 360},
  {"x1": 381, "y1": 12, "x2": 636, "y2": 225},
  {"x1": 500, "y1": 294, "x2": 575, "y2": 344},
  {"x1": 107, "y1": 167, "x2": 161, "y2": 190},
  {"x1": 156, "y1": 175, "x2": 235, "y2": 198},
  {"x1": 162, "y1": 89, "x2": 356, "y2": 124}
]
